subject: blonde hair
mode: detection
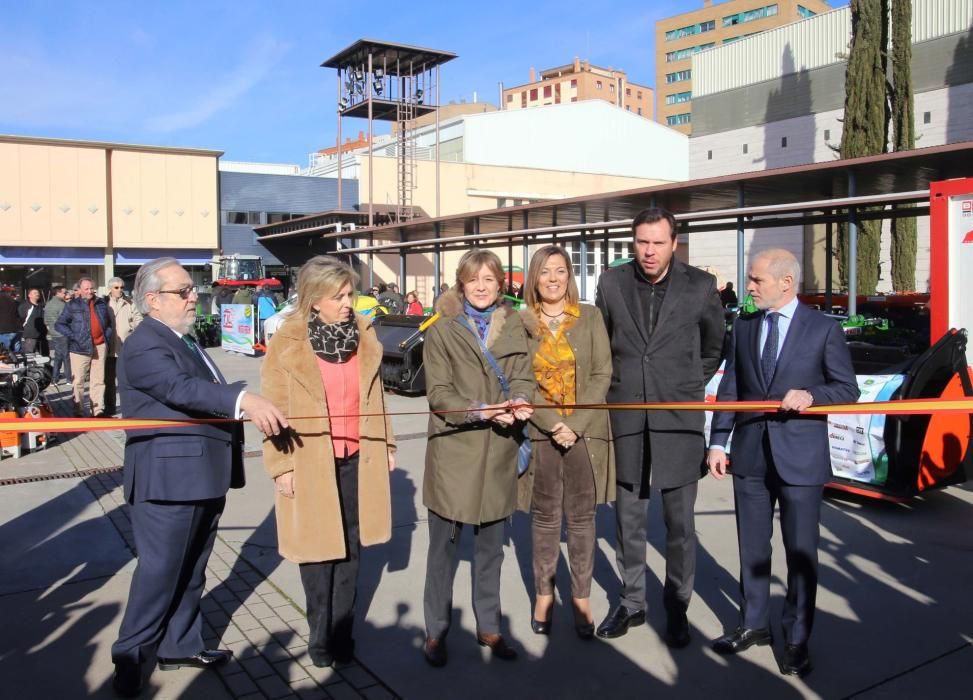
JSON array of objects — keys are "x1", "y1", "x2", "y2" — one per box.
[
  {"x1": 455, "y1": 248, "x2": 504, "y2": 293},
  {"x1": 293, "y1": 256, "x2": 359, "y2": 320},
  {"x1": 524, "y1": 245, "x2": 579, "y2": 308}
]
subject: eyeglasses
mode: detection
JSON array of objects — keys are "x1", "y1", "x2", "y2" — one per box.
[
  {"x1": 112, "y1": 286, "x2": 124, "y2": 290},
  {"x1": 156, "y1": 285, "x2": 198, "y2": 300}
]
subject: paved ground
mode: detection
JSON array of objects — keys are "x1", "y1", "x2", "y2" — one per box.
[{"x1": 1, "y1": 348, "x2": 972, "y2": 698}]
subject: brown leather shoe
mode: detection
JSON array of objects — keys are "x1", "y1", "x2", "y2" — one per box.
[
  {"x1": 423, "y1": 637, "x2": 447, "y2": 667},
  {"x1": 476, "y1": 633, "x2": 518, "y2": 660}
]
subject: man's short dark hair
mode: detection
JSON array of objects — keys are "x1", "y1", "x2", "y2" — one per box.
[
  {"x1": 631, "y1": 207, "x2": 678, "y2": 240},
  {"x1": 52, "y1": 285, "x2": 66, "y2": 294}
]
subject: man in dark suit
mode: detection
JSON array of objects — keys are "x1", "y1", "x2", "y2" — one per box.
[
  {"x1": 595, "y1": 207, "x2": 725, "y2": 647},
  {"x1": 708, "y1": 249, "x2": 858, "y2": 678},
  {"x1": 110, "y1": 257, "x2": 287, "y2": 697}
]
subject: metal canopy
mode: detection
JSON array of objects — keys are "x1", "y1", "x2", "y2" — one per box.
[
  {"x1": 339, "y1": 98, "x2": 439, "y2": 121},
  {"x1": 321, "y1": 39, "x2": 457, "y2": 71}
]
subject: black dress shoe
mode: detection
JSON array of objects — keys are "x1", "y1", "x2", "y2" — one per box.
[
  {"x1": 158, "y1": 649, "x2": 232, "y2": 671},
  {"x1": 112, "y1": 661, "x2": 142, "y2": 698},
  {"x1": 310, "y1": 652, "x2": 334, "y2": 668},
  {"x1": 596, "y1": 605, "x2": 646, "y2": 639},
  {"x1": 665, "y1": 613, "x2": 691, "y2": 649},
  {"x1": 423, "y1": 637, "x2": 447, "y2": 668},
  {"x1": 531, "y1": 615, "x2": 552, "y2": 635},
  {"x1": 712, "y1": 627, "x2": 773, "y2": 655},
  {"x1": 781, "y1": 643, "x2": 812, "y2": 677},
  {"x1": 477, "y1": 633, "x2": 518, "y2": 660}
]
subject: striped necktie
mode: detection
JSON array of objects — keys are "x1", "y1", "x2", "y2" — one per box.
[{"x1": 761, "y1": 312, "x2": 780, "y2": 386}]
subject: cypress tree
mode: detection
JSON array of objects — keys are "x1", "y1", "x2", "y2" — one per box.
[
  {"x1": 837, "y1": 0, "x2": 889, "y2": 295},
  {"x1": 890, "y1": 0, "x2": 917, "y2": 291}
]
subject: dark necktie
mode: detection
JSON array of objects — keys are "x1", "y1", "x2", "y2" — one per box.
[
  {"x1": 182, "y1": 334, "x2": 215, "y2": 379},
  {"x1": 761, "y1": 312, "x2": 780, "y2": 386}
]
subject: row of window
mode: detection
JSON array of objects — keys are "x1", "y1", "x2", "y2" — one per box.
[
  {"x1": 224, "y1": 211, "x2": 306, "y2": 225},
  {"x1": 666, "y1": 69, "x2": 692, "y2": 84},
  {"x1": 724, "y1": 3, "x2": 778, "y2": 27},
  {"x1": 510, "y1": 80, "x2": 643, "y2": 104},
  {"x1": 797, "y1": 5, "x2": 817, "y2": 18},
  {"x1": 666, "y1": 43, "x2": 715, "y2": 63},
  {"x1": 664, "y1": 19, "x2": 716, "y2": 42},
  {"x1": 666, "y1": 91, "x2": 692, "y2": 105},
  {"x1": 667, "y1": 113, "x2": 691, "y2": 126}
]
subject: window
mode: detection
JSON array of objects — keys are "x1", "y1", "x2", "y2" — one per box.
[
  {"x1": 626, "y1": 87, "x2": 632, "y2": 96},
  {"x1": 626, "y1": 105, "x2": 631, "y2": 111},
  {"x1": 666, "y1": 43, "x2": 715, "y2": 62},
  {"x1": 637, "y1": 107, "x2": 642, "y2": 115},
  {"x1": 225, "y1": 211, "x2": 247, "y2": 224},
  {"x1": 248, "y1": 211, "x2": 262, "y2": 225},
  {"x1": 666, "y1": 91, "x2": 692, "y2": 105},
  {"x1": 571, "y1": 97, "x2": 578, "y2": 102},
  {"x1": 609, "y1": 83, "x2": 615, "y2": 94},
  {"x1": 666, "y1": 69, "x2": 692, "y2": 83},
  {"x1": 570, "y1": 79, "x2": 578, "y2": 88},
  {"x1": 824, "y1": 129, "x2": 830, "y2": 140},
  {"x1": 529, "y1": 88, "x2": 538, "y2": 100},
  {"x1": 781, "y1": 136, "x2": 788, "y2": 147},
  {"x1": 506, "y1": 93, "x2": 513, "y2": 103},
  {"x1": 521, "y1": 91, "x2": 527, "y2": 108},
  {"x1": 637, "y1": 91, "x2": 642, "y2": 99},
  {"x1": 723, "y1": 4, "x2": 778, "y2": 27},
  {"x1": 743, "y1": 143, "x2": 749, "y2": 154},
  {"x1": 923, "y1": 111, "x2": 931, "y2": 124},
  {"x1": 555, "y1": 82, "x2": 561, "y2": 104},
  {"x1": 724, "y1": 32, "x2": 758, "y2": 44},
  {"x1": 543, "y1": 85, "x2": 552, "y2": 98},
  {"x1": 596, "y1": 80, "x2": 603, "y2": 89},
  {"x1": 797, "y1": 5, "x2": 816, "y2": 18},
  {"x1": 664, "y1": 19, "x2": 716, "y2": 41},
  {"x1": 707, "y1": 150, "x2": 713, "y2": 160},
  {"x1": 666, "y1": 113, "x2": 691, "y2": 126}
]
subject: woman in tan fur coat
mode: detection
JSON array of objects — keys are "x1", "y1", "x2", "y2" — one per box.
[{"x1": 261, "y1": 256, "x2": 394, "y2": 669}]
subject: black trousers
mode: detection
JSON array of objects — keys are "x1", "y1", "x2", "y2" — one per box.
[
  {"x1": 423, "y1": 510, "x2": 505, "y2": 639},
  {"x1": 733, "y1": 465, "x2": 823, "y2": 646},
  {"x1": 112, "y1": 496, "x2": 225, "y2": 665},
  {"x1": 104, "y1": 356, "x2": 118, "y2": 414},
  {"x1": 614, "y1": 478, "x2": 699, "y2": 616},
  {"x1": 299, "y1": 454, "x2": 360, "y2": 663}
]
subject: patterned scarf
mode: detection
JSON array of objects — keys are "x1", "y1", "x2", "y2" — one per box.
[
  {"x1": 308, "y1": 314, "x2": 360, "y2": 363},
  {"x1": 463, "y1": 300, "x2": 496, "y2": 341}
]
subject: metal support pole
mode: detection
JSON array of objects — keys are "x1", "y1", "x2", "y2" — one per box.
[
  {"x1": 579, "y1": 231, "x2": 588, "y2": 301},
  {"x1": 434, "y1": 222, "x2": 441, "y2": 291},
  {"x1": 507, "y1": 241, "x2": 514, "y2": 295},
  {"x1": 399, "y1": 232, "x2": 406, "y2": 293},
  {"x1": 737, "y1": 183, "x2": 745, "y2": 302},
  {"x1": 825, "y1": 212, "x2": 833, "y2": 313},
  {"x1": 848, "y1": 171, "x2": 858, "y2": 317},
  {"x1": 368, "y1": 233, "x2": 375, "y2": 288},
  {"x1": 436, "y1": 65, "x2": 441, "y2": 218},
  {"x1": 336, "y1": 70, "x2": 343, "y2": 208},
  {"x1": 367, "y1": 53, "x2": 373, "y2": 227}
]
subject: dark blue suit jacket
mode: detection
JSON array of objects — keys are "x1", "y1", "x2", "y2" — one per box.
[
  {"x1": 119, "y1": 316, "x2": 244, "y2": 503},
  {"x1": 711, "y1": 302, "x2": 859, "y2": 485}
]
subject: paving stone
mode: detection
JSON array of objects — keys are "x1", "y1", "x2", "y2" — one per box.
[
  {"x1": 211, "y1": 588, "x2": 239, "y2": 603},
  {"x1": 232, "y1": 612, "x2": 263, "y2": 631},
  {"x1": 335, "y1": 664, "x2": 375, "y2": 689},
  {"x1": 246, "y1": 601, "x2": 276, "y2": 619},
  {"x1": 242, "y1": 626, "x2": 274, "y2": 646},
  {"x1": 261, "y1": 592, "x2": 289, "y2": 607},
  {"x1": 360, "y1": 686, "x2": 397, "y2": 700},
  {"x1": 303, "y1": 663, "x2": 341, "y2": 686},
  {"x1": 200, "y1": 597, "x2": 221, "y2": 613},
  {"x1": 260, "y1": 640, "x2": 295, "y2": 663},
  {"x1": 273, "y1": 604, "x2": 306, "y2": 622},
  {"x1": 221, "y1": 671, "x2": 260, "y2": 696},
  {"x1": 273, "y1": 659, "x2": 311, "y2": 683},
  {"x1": 254, "y1": 582, "x2": 277, "y2": 594},
  {"x1": 262, "y1": 615, "x2": 294, "y2": 635},
  {"x1": 225, "y1": 640, "x2": 261, "y2": 660},
  {"x1": 257, "y1": 672, "x2": 296, "y2": 699},
  {"x1": 293, "y1": 684, "x2": 331, "y2": 700},
  {"x1": 326, "y1": 682, "x2": 365, "y2": 700},
  {"x1": 287, "y1": 618, "x2": 311, "y2": 637},
  {"x1": 241, "y1": 654, "x2": 276, "y2": 679},
  {"x1": 227, "y1": 576, "x2": 253, "y2": 593},
  {"x1": 235, "y1": 694, "x2": 265, "y2": 700},
  {"x1": 219, "y1": 625, "x2": 246, "y2": 645},
  {"x1": 217, "y1": 657, "x2": 245, "y2": 677}
]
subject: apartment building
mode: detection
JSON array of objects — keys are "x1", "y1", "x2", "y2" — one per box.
[
  {"x1": 656, "y1": 0, "x2": 831, "y2": 134},
  {"x1": 502, "y1": 58, "x2": 653, "y2": 118}
]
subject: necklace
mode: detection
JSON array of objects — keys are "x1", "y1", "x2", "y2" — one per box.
[{"x1": 539, "y1": 306, "x2": 565, "y2": 333}]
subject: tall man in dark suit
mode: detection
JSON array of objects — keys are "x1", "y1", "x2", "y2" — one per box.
[
  {"x1": 708, "y1": 249, "x2": 858, "y2": 678},
  {"x1": 595, "y1": 207, "x2": 725, "y2": 647},
  {"x1": 110, "y1": 257, "x2": 288, "y2": 697}
]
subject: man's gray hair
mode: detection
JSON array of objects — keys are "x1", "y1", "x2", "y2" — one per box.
[
  {"x1": 108, "y1": 276, "x2": 124, "y2": 287},
  {"x1": 76, "y1": 276, "x2": 93, "y2": 287},
  {"x1": 133, "y1": 257, "x2": 181, "y2": 315},
  {"x1": 754, "y1": 249, "x2": 802, "y2": 286}
]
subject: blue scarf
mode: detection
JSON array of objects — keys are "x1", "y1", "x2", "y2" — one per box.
[{"x1": 463, "y1": 300, "x2": 497, "y2": 341}]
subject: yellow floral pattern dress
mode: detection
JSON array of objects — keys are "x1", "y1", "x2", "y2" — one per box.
[{"x1": 532, "y1": 303, "x2": 580, "y2": 416}]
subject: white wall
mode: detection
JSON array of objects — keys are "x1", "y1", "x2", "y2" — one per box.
[{"x1": 462, "y1": 101, "x2": 689, "y2": 181}]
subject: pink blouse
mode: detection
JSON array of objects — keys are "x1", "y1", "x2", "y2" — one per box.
[{"x1": 317, "y1": 354, "x2": 360, "y2": 458}]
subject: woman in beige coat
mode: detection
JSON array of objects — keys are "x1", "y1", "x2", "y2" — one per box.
[
  {"x1": 517, "y1": 245, "x2": 614, "y2": 639},
  {"x1": 421, "y1": 248, "x2": 534, "y2": 667},
  {"x1": 261, "y1": 256, "x2": 394, "y2": 668}
]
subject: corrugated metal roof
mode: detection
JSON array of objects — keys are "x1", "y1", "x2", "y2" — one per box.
[{"x1": 694, "y1": 0, "x2": 973, "y2": 98}]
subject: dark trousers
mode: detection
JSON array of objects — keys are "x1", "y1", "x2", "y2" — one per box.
[
  {"x1": 21, "y1": 337, "x2": 39, "y2": 353},
  {"x1": 531, "y1": 440, "x2": 596, "y2": 598},
  {"x1": 733, "y1": 468, "x2": 823, "y2": 646},
  {"x1": 615, "y1": 478, "x2": 699, "y2": 616},
  {"x1": 424, "y1": 510, "x2": 505, "y2": 639},
  {"x1": 49, "y1": 336, "x2": 71, "y2": 382},
  {"x1": 104, "y1": 356, "x2": 118, "y2": 414},
  {"x1": 112, "y1": 497, "x2": 225, "y2": 665},
  {"x1": 299, "y1": 455, "x2": 360, "y2": 663}
]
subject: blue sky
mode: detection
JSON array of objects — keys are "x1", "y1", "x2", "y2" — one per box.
[{"x1": 0, "y1": 0, "x2": 847, "y2": 163}]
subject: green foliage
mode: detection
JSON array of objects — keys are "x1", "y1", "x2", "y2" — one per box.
[{"x1": 890, "y1": 0, "x2": 917, "y2": 291}]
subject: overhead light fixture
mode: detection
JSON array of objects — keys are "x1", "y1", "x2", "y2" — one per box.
[
  {"x1": 355, "y1": 67, "x2": 364, "y2": 81},
  {"x1": 373, "y1": 79, "x2": 383, "y2": 95},
  {"x1": 345, "y1": 80, "x2": 354, "y2": 92},
  {"x1": 374, "y1": 68, "x2": 384, "y2": 80},
  {"x1": 355, "y1": 82, "x2": 364, "y2": 96},
  {"x1": 338, "y1": 97, "x2": 348, "y2": 110},
  {"x1": 416, "y1": 88, "x2": 424, "y2": 104}
]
